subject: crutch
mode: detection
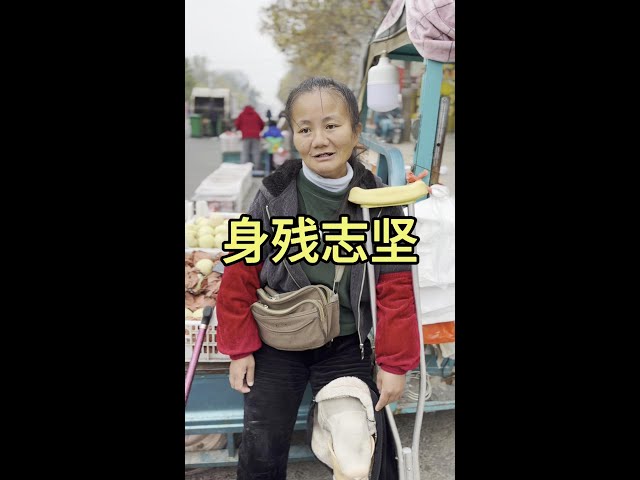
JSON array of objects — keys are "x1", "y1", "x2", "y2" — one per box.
[
  {"x1": 185, "y1": 305, "x2": 214, "y2": 406},
  {"x1": 348, "y1": 180, "x2": 430, "y2": 480}
]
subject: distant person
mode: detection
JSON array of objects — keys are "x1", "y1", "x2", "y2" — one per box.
[
  {"x1": 262, "y1": 120, "x2": 283, "y2": 141},
  {"x1": 201, "y1": 116, "x2": 211, "y2": 137},
  {"x1": 234, "y1": 105, "x2": 265, "y2": 168},
  {"x1": 276, "y1": 110, "x2": 287, "y2": 130},
  {"x1": 377, "y1": 113, "x2": 393, "y2": 141},
  {"x1": 266, "y1": 109, "x2": 272, "y2": 122},
  {"x1": 209, "y1": 110, "x2": 219, "y2": 137},
  {"x1": 375, "y1": 108, "x2": 403, "y2": 143},
  {"x1": 262, "y1": 120, "x2": 284, "y2": 170}
]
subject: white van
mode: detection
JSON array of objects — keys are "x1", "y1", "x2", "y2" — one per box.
[{"x1": 190, "y1": 88, "x2": 232, "y2": 136}]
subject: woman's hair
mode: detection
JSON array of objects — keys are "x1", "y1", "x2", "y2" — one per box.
[
  {"x1": 285, "y1": 77, "x2": 369, "y2": 216},
  {"x1": 284, "y1": 77, "x2": 360, "y2": 135}
]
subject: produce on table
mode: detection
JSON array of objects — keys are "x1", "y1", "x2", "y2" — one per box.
[
  {"x1": 185, "y1": 213, "x2": 232, "y2": 249},
  {"x1": 185, "y1": 250, "x2": 225, "y2": 316},
  {"x1": 195, "y1": 258, "x2": 215, "y2": 276}
]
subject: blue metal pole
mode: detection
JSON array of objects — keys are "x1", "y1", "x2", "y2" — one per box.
[{"x1": 414, "y1": 59, "x2": 444, "y2": 188}]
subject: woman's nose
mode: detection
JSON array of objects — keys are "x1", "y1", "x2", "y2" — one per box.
[{"x1": 311, "y1": 130, "x2": 329, "y2": 148}]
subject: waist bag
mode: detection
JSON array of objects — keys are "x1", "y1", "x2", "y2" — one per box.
[{"x1": 250, "y1": 265, "x2": 345, "y2": 351}]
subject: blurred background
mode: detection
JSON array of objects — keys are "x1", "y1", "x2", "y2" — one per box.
[{"x1": 185, "y1": 0, "x2": 454, "y2": 145}]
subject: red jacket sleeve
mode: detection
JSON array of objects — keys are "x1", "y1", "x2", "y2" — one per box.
[
  {"x1": 375, "y1": 271, "x2": 420, "y2": 375},
  {"x1": 216, "y1": 260, "x2": 263, "y2": 360}
]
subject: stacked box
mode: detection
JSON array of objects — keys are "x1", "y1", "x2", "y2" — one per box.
[{"x1": 191, "y1": 163, "x2": 253, "y2": 212}]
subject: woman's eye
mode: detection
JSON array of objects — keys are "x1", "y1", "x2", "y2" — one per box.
[
  {"x1": 299, "y1": 127, "x2": 310, "y2": 134},
  {"x1": 326, "y1": 124, "x2": 338, "y2": 130}
]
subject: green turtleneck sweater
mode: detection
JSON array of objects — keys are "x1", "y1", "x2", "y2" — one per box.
[{"x1": 296, "y1": 170, "x2": 356, "y2": 336}]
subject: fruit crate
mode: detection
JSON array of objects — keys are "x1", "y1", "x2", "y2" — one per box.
[
  {"x1": 185, "y1": 309, "x2": 230, "y2": 363},
  {"x1": 185, "y1": 247, "x2": 231, "y2": 363},
  {"x1": 191, "y1": 163, "x2": 253, "y2": 213}
]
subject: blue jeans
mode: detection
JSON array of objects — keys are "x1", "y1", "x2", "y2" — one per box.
[
  {"x1": 241, "y1": 138, "x2": 262, "y2": 168},
  {"x1": 378, "y1": 118, "x2": 393, "y2": 140}
]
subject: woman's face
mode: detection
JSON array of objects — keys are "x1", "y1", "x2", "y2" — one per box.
[{"x1": 291, "y1": 89, "x2": 362, "y2": 179}]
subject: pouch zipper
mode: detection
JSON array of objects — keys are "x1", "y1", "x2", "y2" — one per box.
[{"x1": 253, "y1": 298, "x2": 327, "y2": 334}]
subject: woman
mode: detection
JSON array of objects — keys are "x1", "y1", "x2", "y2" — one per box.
[{"x1": 217, "y1": 77, "x2": 420, "y2": 479}]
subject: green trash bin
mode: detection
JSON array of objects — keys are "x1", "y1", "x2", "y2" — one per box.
[{"x1": 190, "y1": 114, "x2": 202, "y2": 138}]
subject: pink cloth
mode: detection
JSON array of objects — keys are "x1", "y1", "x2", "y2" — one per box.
[
  {"x1": 407, "y1": 0, "x2": 455, "y2": 62},
  {"x1": 376, "y1": 0, "x2": 455, "y2": 63},
  {"x1": 375, "y1": 0, "x2": 406, "y2": 37}
]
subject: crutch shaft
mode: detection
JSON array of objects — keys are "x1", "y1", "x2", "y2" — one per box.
[{"x1": 363, "y1": 206, "x2": 406, "y2": 480}]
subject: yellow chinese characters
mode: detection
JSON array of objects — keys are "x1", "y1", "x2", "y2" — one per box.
[
  {"x1": 220, "y1": 215, "x2": 269, "y2": 266},
  {"x1": 271, "y1": 216, "x2": 320, "y2": 264},
  {"x1": 320, "y1": 215, "x2": 368, "y2": 264},
  {"x1": 219, "y1": 214, "x2": 419, "y2": 266},
  {"x1": 370, "y1": 217, "x2": 419, "y2": 263}
]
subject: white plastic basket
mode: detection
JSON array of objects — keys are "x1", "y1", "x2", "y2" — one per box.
[
  {"x1": 191, "y1": 163, "x2": 253, "y2": 213},
  {"x1": 185, "y1": 248, "x2": 231, "y2": 363},
  {"x1": 219, "y1": 131, "x2": 243, "y2": 152},
  {"x1": 185, "y1": 309, "x2": 230, "y2": 363}
]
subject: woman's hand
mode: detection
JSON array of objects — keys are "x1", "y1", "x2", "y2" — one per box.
[
  {"x1": 375, "y1": 369, "x2": 406, "y2": 411},
  {"x1": 229, "y1": 354, "x2": 255, "y2": 393}
]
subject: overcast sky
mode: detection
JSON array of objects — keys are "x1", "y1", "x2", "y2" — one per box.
[{"x1": 185, "y1": 0, "x2": 289, "y2": 114}]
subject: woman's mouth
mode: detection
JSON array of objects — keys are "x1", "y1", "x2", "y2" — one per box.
[{"x1": 312, "y1": 152, "x2": 336, "y2": 160}]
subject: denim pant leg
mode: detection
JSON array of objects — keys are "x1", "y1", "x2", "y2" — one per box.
[
  {"x1": 250, "y1": 138, "x2": 262, "y2": 169},
  {"x1": 237, "y1": 345, "x2": 310, "y2": 480},
  {"x1": 241, "y1": 139, "x2": 251, "y2": 164}
]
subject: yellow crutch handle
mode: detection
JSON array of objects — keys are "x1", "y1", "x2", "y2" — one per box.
[{"x1": 348, "y1": 181, "x2": 430, "y2": 208}]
